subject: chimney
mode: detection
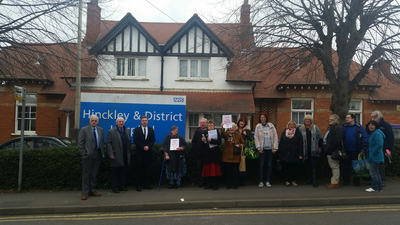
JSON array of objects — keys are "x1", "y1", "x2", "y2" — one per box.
[
  {"x1": 83, "y1": 0, "x2": 101, "y2": 48},
  {"x1": 240, "y1": 0, "x2": 252, "y2": 51},
  {"x1": 373, "y1": 59, "x2": 392, "y2": 78}
]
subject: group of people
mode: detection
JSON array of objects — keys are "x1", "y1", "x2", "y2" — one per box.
[
  {"x1": 272, "y1": 110, "x2": 393, "y2": 193},
  {"x1": 78, "y1": 110, "x2": 394, "y2": 200},
  {"x1": 78, "y1": 115, "x2": 156, "y2": 200}
]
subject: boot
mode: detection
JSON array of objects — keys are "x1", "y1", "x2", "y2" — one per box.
[{"x1": 326, "y1": 183, "x2": 339, "y2": 189}]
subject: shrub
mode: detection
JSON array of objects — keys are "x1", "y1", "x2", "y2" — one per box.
[{"x1": 1, "y1": 139, "x2": 399, "y2": 190}]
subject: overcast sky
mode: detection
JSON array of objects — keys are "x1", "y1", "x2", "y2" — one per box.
[{"x1": 99, "y1": 0, "x2": 243, "y2": 23}]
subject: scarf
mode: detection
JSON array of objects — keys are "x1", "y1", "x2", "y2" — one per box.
[{"x1": 285, "y1": 128, "x2": 296, "y2": 139}]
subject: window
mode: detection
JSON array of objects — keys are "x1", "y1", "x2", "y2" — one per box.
[
  {"x1": 15, "y1": 94, "x2": 37, "y2": 134},
  {"x1": 291, "y1": 98, "x2": 314, "y2": 125},
  {"x1": 188, "y1": 113, "x2": 238, "y2": 138},
  {"x1": 179, "y1": 59, "x2": 209, "y2": 78},
  {"x1": 349, "y1": 100, "x2": 363, "y2": 124},
  {"x1": 116, "y1": 58, "x2": 146, "y2": 77}
]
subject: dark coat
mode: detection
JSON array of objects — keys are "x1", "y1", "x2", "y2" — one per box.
[
  {"x1": 161, "y1": 134, "x2": 187, "y2": 173},
  {"x1": 133, "y1": 126, "x2": 155, "y2": 156},
  {"x1": 192, "y1": 127, "x2": 209, "y2": 159},
  {"x1": 323, "y1": 125, "x2": 343, "y2": 156},
  {"x1": 106, "y1": 126, "x2": 131, "y2": 167},
  {"x1": 278, "y1": 127, "x2": 303, "y2": 163},
  {"x1": 202, "y1": 129, "x2": 222, "y2": 164}
]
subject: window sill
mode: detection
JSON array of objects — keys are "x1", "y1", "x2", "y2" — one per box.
[
  {"x1": 112, "y1": 76, "x2": 149, "y2": 81},
  {"x1": 11, "y1": 132, "x2": 37, "y2": 136},
  {"x1": 176, "y1": 78, "x2": 212, "y2": 82}
]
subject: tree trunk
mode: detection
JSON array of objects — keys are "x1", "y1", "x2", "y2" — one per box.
[{"x1": 330, "y1": 78, "x2": 352, "y2": 125}]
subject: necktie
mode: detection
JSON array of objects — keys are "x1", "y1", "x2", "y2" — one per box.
[
  {"x1": 144, "y1": 127, "x2": 147, "y2": 140},
  {"x1": 93, "y1": 127, "x2": 98, "y2": 149}
]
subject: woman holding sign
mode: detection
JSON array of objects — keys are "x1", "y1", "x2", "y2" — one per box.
[
  {"x1": 201, "y1": 120, "x2": 222, "y2": 190},
  {"x1": 221, "y1": 122, "x2": 245, "y2": 190},
  {"x1": 161, "y1": 126, "x2": 187, "y2": 189}
]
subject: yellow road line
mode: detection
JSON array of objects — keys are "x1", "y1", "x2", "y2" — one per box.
[{"x1": 1, "y1": 206, "x2": 400, "y2": 223}]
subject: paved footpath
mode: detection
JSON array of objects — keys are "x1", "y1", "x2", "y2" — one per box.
[{"x1": 1, "y1": 181, "x2": 400, "y2": 215}]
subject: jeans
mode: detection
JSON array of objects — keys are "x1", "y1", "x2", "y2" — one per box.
[
  {"x1": 370, "y1": 162, "x2": 383, "y2": 191},
  {"x1": 259, "y1": 150, "x2": 273, "y2": 182}
]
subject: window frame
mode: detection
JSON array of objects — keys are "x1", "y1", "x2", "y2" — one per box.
[
  {"x1": 187, "y1": 113, "x2": 239, "y2": 140},
  {"x1": 115, "y1": 57, "x2": 147, "y2": 78},
  {"x1": 178, "y1": 58, "x2": 210, "y2": 79},
  {"x1": 291, "y1": 98, "x2": 314, "y2": 126},
  {"x1": 349, "y1": 99, "x2": 363, "y2": 124},
  {"x1": 14, "y1": 93, "x2": 37, "y2": 135}
]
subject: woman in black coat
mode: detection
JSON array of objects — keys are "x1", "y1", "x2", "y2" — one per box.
[
  {"x1": 161, "y1": 126, "x2": 187, "y2": 189},
  {"x1": 278, "y1": 121, "x2": 303, "y2": 186},
  {"x1": 323, "y1": 114, "x2": 343, "y2": 189},
  {"x1": 201, "y1": 120, "x2": 222, "y2": 190}
]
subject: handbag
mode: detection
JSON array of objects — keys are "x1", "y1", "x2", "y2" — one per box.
[
  {"x1": 234, "y1": 145, "x2": 242, "y2": 155},
  {"x1": 239, "y1": 148, "x2": 246, "y2": 172},
  {"x1": 331, "y1": 148, "x2": 347, "y2": 160},
  {"x1": 352, "y1": 154, "x2": 370, "y2": 178}
]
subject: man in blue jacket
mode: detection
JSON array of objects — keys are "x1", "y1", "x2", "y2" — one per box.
[
  {"x1": 341, "y1": 114, "x2": 368, "y2": 186},
  {"x1": 366, "y1": 110, "x2": 394, "y2": 186}
]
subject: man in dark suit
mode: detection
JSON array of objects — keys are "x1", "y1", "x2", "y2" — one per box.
[
  {"x1": 133, "y1": 115, "x2": 155, "y2": 192},
  {"x1": 78, "y1": 115, "x2": 104, "y2": 200},
  {"x1": 106, "y1": 117, "x2": 131, "y2": 193}
]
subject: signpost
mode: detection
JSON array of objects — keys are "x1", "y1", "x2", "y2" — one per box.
[{"x1": 14, "y1": 86, "x2": 26, "y2": 193}]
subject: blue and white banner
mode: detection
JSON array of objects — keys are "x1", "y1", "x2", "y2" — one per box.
[{"x1": 80, "y1": 93, "x2": 186, "y2": 143}]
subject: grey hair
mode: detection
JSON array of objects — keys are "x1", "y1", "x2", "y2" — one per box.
[
  {"x1": 90, "y1": 115, "x2": 99, "y2": 121},
  {"x1": 231, "y1": 122, "x2": 238, "y2": 130},
  {"x1": 371, "y1": 111, "x2": 383, "y2": 120},
  {"x1": 329, "y1": 114, "x2": 340, "y2": 125},
  {"x1": 116, "y1": 117, "x2": 125, "y2": 123},
  {"x1": 200, "y1": 118, "x2": 207, "y2": 122}
]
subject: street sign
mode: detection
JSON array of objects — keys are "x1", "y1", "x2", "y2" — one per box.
[{"x1": 14, "y1": 86, "x2": 24, "y2": 101}]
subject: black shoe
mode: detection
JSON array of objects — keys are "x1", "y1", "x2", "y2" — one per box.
[
  {"x1": 174, "y1": 183, "x2": 180, "y2": 189},
  {"x1": 212, "y1": 185, "x2": 219, "y2": 190},
  {"x1": 306, "y1": 179, "x2": 313, "y2": 185},
  {"x1": 343, "y1": 181, "x2": 349, "y2": 186},
  {"x1": 226, "y1": 185, "x2": 232, "y2": 190},
  {"x1": 233, "y1": 186, "x2": 238, "y2": 190},
  {"x1": 112, "y1": 189, "x2": 120, "y2": 193},
  {"x1": 143, "y1": 185, "x2": 153, "y2": 190},
  {"x1": 204, "y1": 185, "x2": 212, "y2": 190},
  {"x1": 119, "y1": 188, "x2": 128, "y2": 191},
  {"x1": 136, "y1": 186, "x2": 142, "y2": 192},
  {"x1": 313, "y1": 182, "x2": 318, "y2": 188},
  {"x1": 198, "y1": 183, "x2": 205, "y2": 188},
  {"x1": 168, "y1": 184, "x2": 174, "y2": 189}
]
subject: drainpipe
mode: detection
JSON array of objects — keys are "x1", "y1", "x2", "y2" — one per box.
[{"x1": 160, "y1": 55, "x2": 164, "y2": 91}]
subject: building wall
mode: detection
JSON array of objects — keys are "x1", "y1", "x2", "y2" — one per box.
[
  {"x1": 255, "y1": 88, "x2": 400, "y2": 139},
  {"x1": 0, "y1": 84, "x2": 67, "y2": 143}
]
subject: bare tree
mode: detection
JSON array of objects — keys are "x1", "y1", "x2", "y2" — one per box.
[
  {"x1": 0, "y1": 0, "x2": 112, "y2": 83},
  {"x1": 220, "y1": 0, "x2": 400, "y2": 120}
]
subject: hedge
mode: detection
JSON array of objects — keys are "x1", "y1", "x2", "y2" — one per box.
[{"x1": 1, "y1": 139, "x2": 399, "y2": 190}]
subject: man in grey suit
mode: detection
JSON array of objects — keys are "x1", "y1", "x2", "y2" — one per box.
[
  {"x1": 107, "y1": 117, "x2": 131, "y2": 193},
  {"x1": 78, "y1": 115, "x2": 104, "y2": 200}
]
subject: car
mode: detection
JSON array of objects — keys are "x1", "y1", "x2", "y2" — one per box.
[{"x1": 0, "y1": 136, "x2": 71, "y2": 150}]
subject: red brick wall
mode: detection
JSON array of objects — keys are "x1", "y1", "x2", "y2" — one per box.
[{"x1": 0, "y1": 86, "x2": 68, "y2": 143}]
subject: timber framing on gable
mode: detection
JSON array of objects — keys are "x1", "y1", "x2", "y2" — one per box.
[
  {"x1": 163, "y1": 14, "x2": 234, "y2": 58},
  {"x1": 89, "y1": 13, "x2": 161, "y2": 56}
]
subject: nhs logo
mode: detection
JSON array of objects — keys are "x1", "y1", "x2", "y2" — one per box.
[{"x1": 173, "y1": 97, "x2": 185, "y2": 103}]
